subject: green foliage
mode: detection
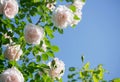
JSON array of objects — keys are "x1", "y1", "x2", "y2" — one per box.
[
  {"x1": 111, "y1": 78, "x2": 120, "y2": 82},
  {"x1": 67, "y1": 56, "x2": 118, "y2": 82},
  {"x1": 51, "y1": 45, "x2": 59, "y2": 52},
  {"x1": 69, "y1": 67, "x2": 76, "y2": 72},
  {"x1": 0, "y1": 0, "x2": 118, "y2": 82},
  {"x1": 82, "y1": 0, "x2": 86, "y2": 3},
  {"x1": 0, "y1": 0, "x2": 64, "y2": 81}
]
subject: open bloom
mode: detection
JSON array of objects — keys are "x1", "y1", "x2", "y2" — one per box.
[
  {"x1": 52, "y1": 5, "x2": 74, "y2": 29},
  {"x1": 0, "y1": 0, "x2": 18, "y2": 18},
  {"x1": 71, "y1": 9, "x2": 82, "y2": 26},
  {"x1": 4, "y1": 45, "x2": 23, "y2": 61},
  {"x1": 73, "y1": 0, "x2": 85, "y2": 10},
  {"x1": 0, "y1": 67, "x2": 24, "y2": 82},
  {"x1": 48, "y1": 58, "x2": 65, "y2": 79},
  {"x1": 69, "y1": 0, "x2": 85, "y2": 26},
  {"x1": 24, "y1": 24, "x2": 44, "y2": 45}
]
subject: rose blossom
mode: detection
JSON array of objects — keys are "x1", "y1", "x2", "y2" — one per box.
[
  {"x1": 0, "y1": 0, "x2": 18, "y2": 19},
  {"x1": 48, "y1": 58, "x2": 65, "y2": 79},
  {"x1": 52, "y1": 5, "x2": 74, "y2": 29},
  {"x1": 73, "y1": 0, "x2": 85, "y2": 10},
  {"x1": 24, "y1": 24, "x2": 44, "y2": 45},
  {"x1": 71, "y1": 8, "x2": 82, "y2": 26},
  {"x1": 0, "y1": 67, "x2": 24, "y2": 82},
  {"x1": 4, "y1": 45, "x2": 23, "y2": 61},
  {"x1": 68, "y1": 0, "x2": 85, "y2": 26}
]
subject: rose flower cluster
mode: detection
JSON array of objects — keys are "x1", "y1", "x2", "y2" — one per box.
[{"x1": 0, "y1": 0, "x2": 85, "y2": 81}]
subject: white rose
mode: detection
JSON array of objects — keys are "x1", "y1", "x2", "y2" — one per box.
[
  {"x1": 0, "y1": 67, "x2": 24, "y2": 82},
  {"x1": 24, "y1": 24, "x2": 44, "y2": 45},
  {"x1": 48, "y1": 58, "x2": 65, "y2": 79},
  {"x1": 0, "y1": 0, "x2": 18, "y2": 18},
  {"x1": 67, "y1": 0, "x2": 85, "y2": 26},
  {"x1": 52, "y1": 5, "x2": 74, "y2": 29},
  {"x1": 73, "y1": 0, "x2": 85, "y2": 10},
  {"x1": 71, "y1": 9, "x2": 82, "y2": 26},
  {"x1": 4, "y1": 45, "x2": 23, "y2": 61}
]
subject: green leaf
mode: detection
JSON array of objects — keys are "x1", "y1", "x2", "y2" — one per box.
[
  {"x1": 58, "y1": 28, "x2": 64, "y2": 34},
  {"x1": 81, "y1": 55, "x2": 84, "y2": 63},
  {"x1": 60, "y1": 0, "x2": 63, "y2": 2},
  {"x1": 71, "y1": 24, "x2": 76, "y2": 28},
  {"x1": 74, "y1": 15, "x2": 80, "y2": 20},
  {"x1": 68, "y1": 74, "x2": 76, "y2": 79},
  {"x1": 80, "y1": 71, "x2": 84, "y2": 79},
  {"x1": 45, "y1": 26, "x2": 54, "y2": 39},
  {"x1": 33, "y1": 0, "x2": 39, "y2": 3},
  {"x1": 82, "y1": 0, "x2": 86, "y2": 3},
  {"x1": 28, "y1": 62, "x2": 36, "y2": 67},
  {"x1": 71, "y1": 79, "x2": 77, "y2": 82},
  {"x1": 93, "y1": 75, "x2": 99, "y2": 82},
  {"x1": 69, "y1": 5, "x2": 76, "y2": 12},
  {"x1": 46, "y1": 51, "x2": 54, "y2": 58},
  {"x1": 2, "y1": 38, "x2": 10, "y2": 45},
  {"x1": 59, "y1": 78, "x2": 63, "y2": 82},
  {"x1": 83, "y1": 62, "x2": 90, "y2": 70},
  {"x1": 40, "y1": 64, "x2": 50, "y2": 69},
  {"x1": 97, "y1": 64, "x2": 104, "y2": 80},
  {"x1": 53, "y1": 27, "x2": 57, "y2": 32},
  {"x1": 69, "y1": 67, "x2": 76, "y2": 71},
  {"x1": 27, "y1": 14, "x2": 32, "y2": 23},
  {"x1": 42, "y1": 54, "x2": 48, "y2": 61},
  {"x1": 112, "y1": 78, "x2": 120, "y2": 82},
  {"x1": 36, "y1": 55, "x2": 41, "y2": 62},
  {"x1": 51, "y1": 45, "x2": 59, "y2": 52}
]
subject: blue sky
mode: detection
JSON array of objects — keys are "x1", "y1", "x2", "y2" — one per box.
[{"x1": 52, "y1": 0, "x2": 120, "y2": 81}]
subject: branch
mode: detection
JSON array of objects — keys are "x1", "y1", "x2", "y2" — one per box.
[{"x1": 36, "y1": 16, "x2": 42, "y2": 25}]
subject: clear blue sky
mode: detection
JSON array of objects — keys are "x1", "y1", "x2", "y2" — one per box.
[{"x1": 51, "y1": 0, "x2": 120, "y2": 81}]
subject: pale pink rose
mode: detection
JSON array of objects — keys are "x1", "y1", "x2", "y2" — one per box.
[
  {"x1": 73, "y1": 0, "x2": 85, "y2": 10},
  {"x1": 2, "y1": 0, "x2": 18, "y2": 18},
  {"x1": 0, "y1": 67, "x2": 24, "y2": 82},
  {"x1": 48, "y1": 58, "x2": 65, "y2": 79},
  {"x1": 52, "y1": 5, "x2": 74, "y2": 29},
  {"x1": 71, "y1": 9, "x2": 82, "y2": 26},
  {"x1": 4, "y1": 45, "x2": 23, "y2": 61},
  {"x1": 66, "y1": 0, "x2": 84, "y2": 26},
  {"x1": 24, "y1": 24, "x2": 44, "y2": 45}
]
